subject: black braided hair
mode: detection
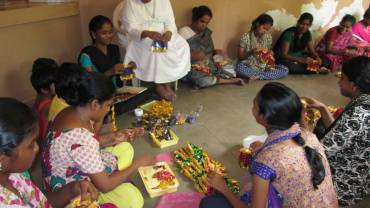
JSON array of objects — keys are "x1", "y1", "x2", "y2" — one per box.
[{"x1": 257, "y1": 82, "x2": 326, "y2": 189}]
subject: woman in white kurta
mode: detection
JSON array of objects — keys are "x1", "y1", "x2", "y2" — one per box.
[{"x1": 121, "y1": 0, "x2": 190, "y2": 101}]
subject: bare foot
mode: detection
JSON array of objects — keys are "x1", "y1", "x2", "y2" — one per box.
[
  {"x1": 155, "y1": 84, "x2": 176, "y2": 102},
  {"x1": 234, "y1": 78, "x2": 244, "y2": 86},
  {"x1": 166, "y1": 93, "x2": 176, "y2": 103},
  {"x1": 218, "y1": 78, "x2": 245, "y2": 85},
  {"x1": 155, "y1": 84, "x2": 168, "y2": 99},
  {"x1": 249, "y1": 75, "x2": 260, "y2": 81},
  {"x1": 318, "y1": 67, "x2": 329, "y2": 74},
  {"x1": 164, "y1": 83, "x2": 177, "y2": 102}
]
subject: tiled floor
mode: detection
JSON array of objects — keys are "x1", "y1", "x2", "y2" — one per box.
[{"x1": 30, "y1": 73, "x2": 369, "y2": 207}]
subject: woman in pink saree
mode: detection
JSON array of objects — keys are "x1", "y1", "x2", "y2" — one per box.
[
  {"x1": 316, "y1": 15, "x2": 357, "y2": 71},
  {"x1": 352, "y1": 8, "x2": 370, "y2": 56},
  {"x1": 352, "y1": 8, "x2": 370, "y2": 46}
]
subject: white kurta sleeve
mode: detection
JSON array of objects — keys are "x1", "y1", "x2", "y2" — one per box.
[
  {"x1": 121, "y1": 0, "x2": 143, "y2": 42},
  {"x1": 163, "y1": 0, "x2": 177, "y2": 34}
]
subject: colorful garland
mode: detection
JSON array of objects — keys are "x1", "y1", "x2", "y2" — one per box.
[
  {"x1": 307, "y1": 60, "x2": 320, "y2": 73},
  {"x1": 301, "y1": 99, "x2": 342, "y2": 126},
  {"x1": 191, "y1": 64, "x2": 213, "y2": 76},
  {"x1": 239, "y1": 148, "x2": 253, "y2": 169},
  {"x1": 174, "y1": 143, "x2": 240, "y2": 195},
  {"x1": 255, "y1": 49, "x2": 275, "y2": 70},
  {"x1": 151, "y1": 165, "x2": 176, "y2": 190}
]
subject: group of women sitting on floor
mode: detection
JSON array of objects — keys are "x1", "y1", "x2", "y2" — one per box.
[
  {"x1": 78, "y1": 1, "x2": 370, "y2": 102},
  {"x1": 0, "y1": 0, "x2": 369, "y2": 207},
  {"x1": 2, "y1": 55, "x2": 369, "y2": 207},
  {"x1": 181, "y1": 6, "x2": 370, "y2": 84}
]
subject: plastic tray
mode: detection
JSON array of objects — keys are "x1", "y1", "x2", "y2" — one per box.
[
  {"x1": 139, "y1": 100, "x2": 158, "y2": 112},
  {"x1": 150, "y1": 130, "x2": 179, "y2": 148}
]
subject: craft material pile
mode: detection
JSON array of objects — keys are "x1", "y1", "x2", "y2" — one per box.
[{"x1": 174, "y1": 143, "x2": 240, "y2": 195}]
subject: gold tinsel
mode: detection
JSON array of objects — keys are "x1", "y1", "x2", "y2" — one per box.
[
  {"x1": 301, "y1": 99, "x2": 338, "y2": 125},
  {"x1": 69, "y1": 196, "x2": 99, "y2": 208},
  {"x1": 150, "y1": 100, "x2": 173, "y2": 117},
  {"x1": 111, "y1": 105, "x2": 117, "y2": 131}
]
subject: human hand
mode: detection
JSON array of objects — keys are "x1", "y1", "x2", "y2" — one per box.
[
  {"x1": 315, "y1": 57, "x2": 322, "y2": 65},
  {"x1": 250, "y1": 48, "x2": 260, "y2": 55},
  {"x1": 107, "y1": 64, "x2": 124, "y2": 76},
  {"x1": 298, "y1": 57, "x2": 311, "y2": 64},
  {"x1": 192, "y1": 51, "x2": 207, "y2": 61},
  {"x1": 113, "y1": 127, "x2": 145, "y2": 143},
  {"x1": 345, "y1": 49, "x2": 358, "y2": 56},
  {"x1": 207, "y1": 171, "x2": 229, "y2": 193},
  {"x1": 302, "y1": 97, "x2": 326, "y2": 110},
  {"x1": 134, "y1": 154, "x2": 156, "y2": 168},
  {"x1": 144, "y1": 31, "x2": 162, "y2": 41},
  {"x1": 71, "y1": 180, "x2": 99, "y2": 202},
  {"x1": 214, "y1": 49, "x2": 224, "y2": 55},
  {"x1": 161, "y1": 31, "x2": 172, "y2": 43}
]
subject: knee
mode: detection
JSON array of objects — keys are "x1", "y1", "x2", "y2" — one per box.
[
  {"x1": 199, "y1": 197, "x2": 213, "y2": 208},
  {"x1": 199, "y1": 194, "x2": 232, "y2": 208}
]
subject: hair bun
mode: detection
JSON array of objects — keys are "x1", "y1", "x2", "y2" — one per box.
[{"x1": 56, "y1": 63, "x2": 92, "y2": 106}]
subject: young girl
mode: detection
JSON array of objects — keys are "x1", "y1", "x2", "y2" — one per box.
[
  {"x1": 274, "y1": 13, "x2": 329, "y2": 74},
  {"x1": 237, "y1": 14, "x2": 289, "y2": 80},
  {"x1": 42, "y1": 63, "x2": 154, "y2": 208},
  {"x1": 200, "y1": 82, "x2": 338, "y2": 208},
  {"x1": 0, "y1": 98, "x2": 98, "y2": 207},
  {"x1": 30, "y1": 58, "x2": 58, "y2": 139},
  {"x1": 79, "y1": 15, "x2": 124, "y2": 89}
]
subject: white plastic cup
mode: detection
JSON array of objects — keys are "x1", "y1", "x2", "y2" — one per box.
[{"x1": 134, "y1": 108, "x2": 144, "y2": 117}]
